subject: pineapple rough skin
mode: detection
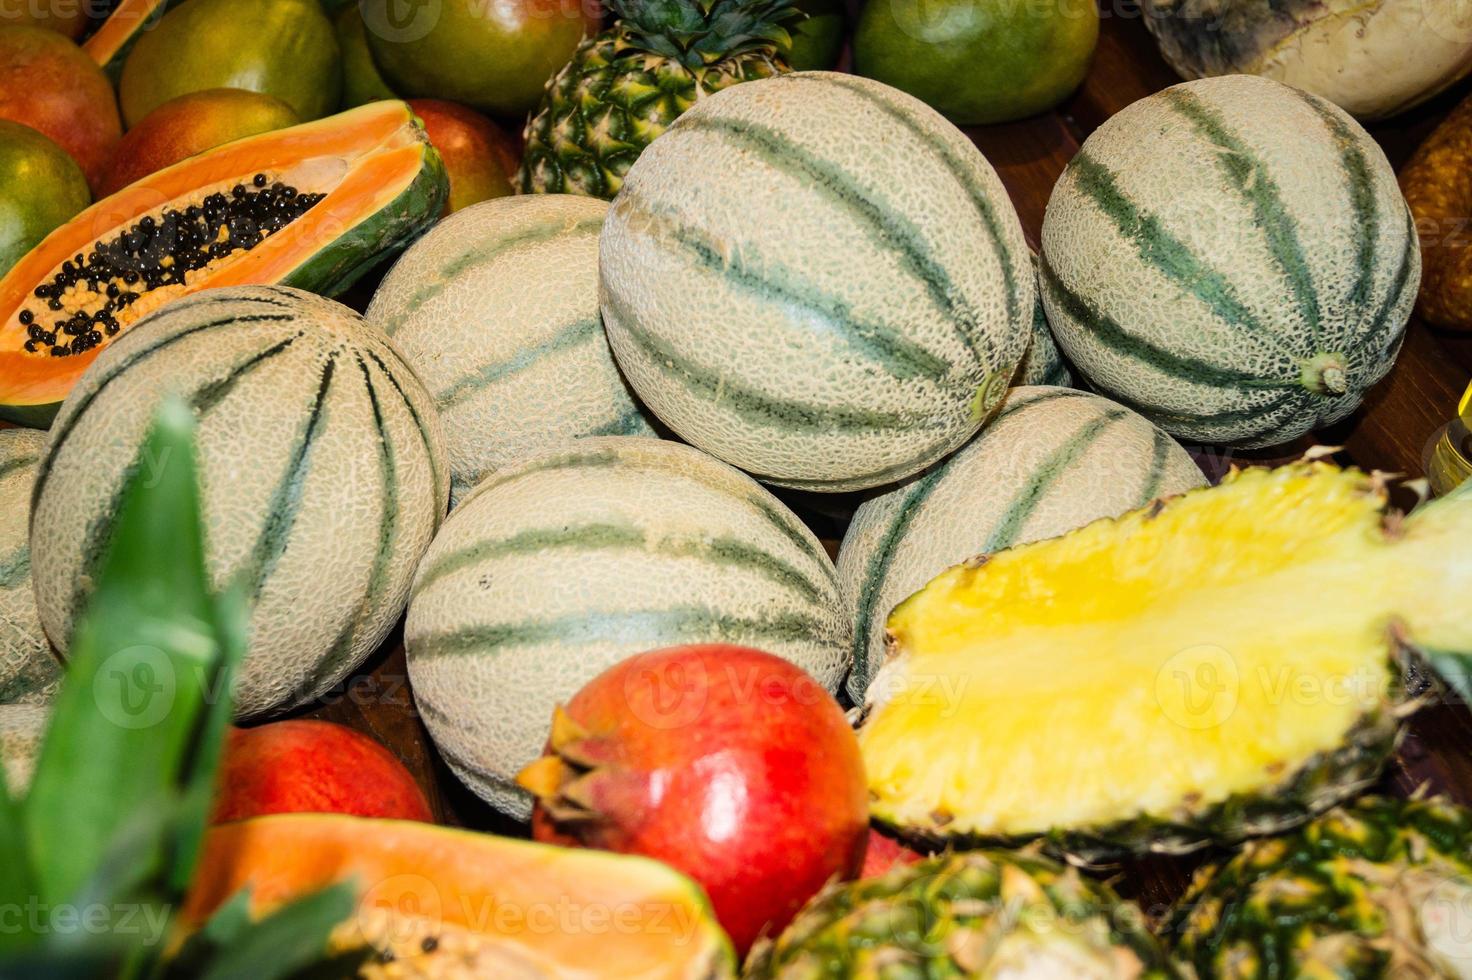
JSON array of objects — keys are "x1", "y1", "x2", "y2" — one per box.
[
  {"x1": 519, "y1": 0, "x2": 795, "y2": 199},
  {"x1": 1167, "y1": 795, "x2": 1472, "y2": 979},
  {"x1": 745, "y1": 850, "x2": 1182, "y2": 979}
]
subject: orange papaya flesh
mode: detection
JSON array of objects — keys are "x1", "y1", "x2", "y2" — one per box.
[
  {"x1": 83, "y1": 0, "x2": 176, "y2": 81},
  {"x1": 0, "y1": 101, "x2": 446, "y2": 427},
  {"x1": 181, "y1": 814, "x2": 737, "y2": 979}
]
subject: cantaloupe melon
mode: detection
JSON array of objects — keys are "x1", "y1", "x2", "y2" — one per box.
[
  {"x1": 600, "y1": 71, "x2": 1033, "y2": 492},
  {"x1": 1041, "y1": 75, "x2": 1419, "y2": 448},
  {"x1": 0, "y1": 702, "x2": 47, "y2": 796},
  {"x1": 405, "y1": 437, "x2": 850, "y2": 818},
  {"x1": 0, "y1": 429, "x2": 61, "y2": 706},
  {"x1": 29, "y1": 286, "x2": 448, "y2": 719},
  {"x1": 1019, "y1": 256, "x2": 1072, "y2": 387},
  {"x1": 367, "y1": 196, "x2": 656, "y2": 506},
  {"x1": 837, "y1": 386, "x2": 1205, "y2": 700}
]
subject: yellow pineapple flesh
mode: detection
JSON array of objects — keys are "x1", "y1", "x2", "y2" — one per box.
[{"x1": 859, "y1": 463, "x2": 1472, "y2": 859}]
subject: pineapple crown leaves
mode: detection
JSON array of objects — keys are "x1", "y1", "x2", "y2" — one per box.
[
  {"x1": 0, "y1": 399, "x2": 358, "y2": 980},
  {"x1": 606, "y1": 0, "x2": 800, "y2": 68}
]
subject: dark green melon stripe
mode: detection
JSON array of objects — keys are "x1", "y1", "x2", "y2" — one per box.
[
  {"x1": 1066, "y1": 152, "x2": 1291, "y2": 353},
  {"x1": 362, "y1": 348, "x2": 444, "y2": 526},
  {"x1": 604, "y1": 288, "x2": 942, "y2": 434},
  {"x1": 983, "y1": 409, "x2": 1129, "y2": 553},
  {"x1": 783, "y1": 72, "x2": 1022, "y2": 330},
  {"x1": 68, "y1": 439, "x2": 149, "y2": 619},
  {"x1": 1296, "y1": 90, "x2": 1379, "y2": 320},
  {"x1": 1138, "y1": 427, "x2": 1175, "y2": 505},
  {"x1": 412, "y1": 607, "x2": 830, "y2": 662},
  {"x1": 452, "y1": 447, "x2": 623, "y2": 512},
  {"x1": 188, "y1": 333, "x2": 302, "y2": 415},
  {"x1": 231, "y1": 355, "x2": 337, "y2": 603},
  {"x1": 747, "y1": 494, "x2": 836, "y2": 583},
  {"x1": 437, "y1": 316, "x2": 602, "y2": 409},
  {"x1": 0, "y1": 454, "x2": 39, "y2": 485},
  {"x1": 378, "y1": 216, "x2": 604, "y2": 336},
  {"x1": 1039, "y1": 256, "x2": 1293, "y2": 391},
  {"x1": 415, "y1": 521, "x2": 827, "y2": 606},
  {"x1": 314, "y1": 356, "x2": 404, "y2": 687},
  {"x1": 1102, "y1": 382, "x2": 1297, "y2": 444},
  {"x1": 1364, "y1": 208, "x2": 1419, "y2": 360},
  {"x1": 32, "y1": 313, "x2": 297, "y2": 512},
  {"x1": 616, "y1": 189, "x2": 959, "y2": 385},
  {"x1": 670, "y1": 114, "x2": 986, "y2": 362},
  {"x1": 586, "y1": 405, "x2": 652, "y2": 436},
  {"x1": 1163, "y1": 88, "x2": 1323, "y2": 348},
  {"x1": 1042, "y1": 361, "x2": 1071, "y2": 387},
  {"x1": 848, "y1": 387, "x2": 1088, "y2": 682},
  {"x1": 0, "y1": 547, "x2": 29, "y2": 590}
]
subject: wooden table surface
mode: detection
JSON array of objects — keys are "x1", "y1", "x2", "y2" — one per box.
[{"x1": 40, "y1": 1, "x2": 1472, "y2": 917}]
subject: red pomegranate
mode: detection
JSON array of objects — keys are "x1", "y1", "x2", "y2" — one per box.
[
  {"x1": 213, "y1": 719, "x2": 433, "y2": 824},
  {"x1": 518, "y1": 645, "x2": 869, "y2": 955}
]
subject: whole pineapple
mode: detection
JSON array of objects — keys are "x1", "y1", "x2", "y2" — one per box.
[
  {"x1": 519, "y1": 0, "x2": 797, "y2": 198},
  {"x1": 746, "y1": 850, "x2": 1181, "y2": 979},
  {"x1": 1168, "y1": 795, "x2": 1472, "y2": 978}
]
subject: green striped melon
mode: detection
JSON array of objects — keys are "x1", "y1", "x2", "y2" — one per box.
[
  {"x1": 836, "y1": 386, "x2": 1205, "y2": 700},
  {"x1": 0, "y1": 429, "x2": 62, "y2": 706},
  {"x1": 405, "y1": 436, "x2": 850, "y2": 818},
  {"x1": 1018, "y1": 255, "x2": 1072, "y2": 387},
  {"x1": 29, "y1": 286, "x2": 448, "y2": 719},
  {"x1": 367, "y1": 196, "x2": 657, "y2": 506},
  {"x1": 1040, "y1": 75, "x2": 1418, "y2": 448},
  {"x1": 0, "y1": 703, "x2": 47, "y2": 797},
  {"x1": 600, "y1": 71, "x2": 1034, "y2": 493}
]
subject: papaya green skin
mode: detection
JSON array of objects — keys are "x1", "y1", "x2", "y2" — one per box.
[
  {"x1": 364, "y1": 0, "x2": 598, "y2": 117},
  {"x1": 336, "y1": 6, "x2": 399, "y2": 108},
  {"x1": 407, "y1": 99, "x2": 515, "y2": 213},
  {"x1": 100, "y1": 88, "x2": 300, "y2": 197},
  {"x1": 0, "y1": 130, "x2": 448, "y2": 428},
  {"x1": 789, "y1": 0, "x2": 846, "y2": 72},
  {"x1": 853, "y1": 0, "x2": 1098, "y2": 124},
  {"x1": 118, "y1": 0, "x2": 342, "y2": 127},
  {"x1": 0, "y1": 121, "x2": 90, "y2": 281}
]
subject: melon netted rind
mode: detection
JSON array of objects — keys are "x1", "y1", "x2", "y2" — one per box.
[
  {"x1": 1040, "y1": 74, "x2": 1419, "y2": 449},
  {"x1": 0, "y1": 702, "x2": 48, "y2": 797},
  {"x1": 1018, "y1": 253, "x2": 1073, "y2": 387},
  {"x1": 0, "y1": 429, "x2": 62, "y2": 706},
  {"x1": 746, "y1": 850, "x2": 1181, "y2": 979},
  {"x1": 1166, "y1": 795, "x2": 1472, "y2": 978},
  {"x1": 367, "y1": 195, "x2": 657, "y2": 507},
  {"x1": 404, "y1": 436, "x2": 851, "y2": 819},
  {"x1": 836, "y1": 385, "x2": 1205, "y2": 702},
  {"x1": 29, "y1": 285, "x2": 449, "y2": 719},
  {"x1": 600, "y1": 71, "x2": 1033, "y2": 493}
]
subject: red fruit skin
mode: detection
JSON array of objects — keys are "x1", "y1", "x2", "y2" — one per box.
[
  {"x1": 528, "y1": 645, "x2": 869, "y2": 955},
  {"x1": 0, "y1": 26, "x2": 121, "y2": 193},
  {"x1": 100, "y1": 88, "x2": 299, "y2": 197},
  {"x1": 213, "y1": 719, "x2": 434, "y2": 824},
  {"x1": 406, "y1": 99, "x2": 516, "y2": 214},
  {"x1": 859, "y1": 828, "x2": 923, "y2": 879}
]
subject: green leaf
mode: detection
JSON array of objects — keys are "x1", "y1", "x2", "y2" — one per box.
[
  {"x1": 23, "y1": 399, "x2": 238, "y2": 910},
  {"x1": 166, "y1": 883, "x2": 359, "y2": 980},
  {"x1": 0, "y1": 772, "x2": 36, "y2": 955}
]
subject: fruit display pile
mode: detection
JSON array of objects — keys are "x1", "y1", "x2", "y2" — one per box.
[{"x1": 3, "y1": 0, "x2": 1472, "y2": 976}]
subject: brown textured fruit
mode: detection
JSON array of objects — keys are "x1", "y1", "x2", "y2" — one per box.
[
  {"x1": 0, "y1": 26, "x2": 122, "y2": 193},
  {"x1": 406, "y1": 99, "x2": 514, "y2": 213},
  {"x1": 100, "y1": 88, "x2": 299, "y2": 196},
  {"x1": 1403, "y1": 92, "x2": 1472, "y2": 332}
]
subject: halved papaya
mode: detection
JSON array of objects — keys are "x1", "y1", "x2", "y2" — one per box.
[
  {"x1": 0, "y1": 100, "x2": 446, "y2": 426},
  {"x1": 181, "y1": 814, "x2": 737, "y2": 979},
  {"x1": 83, "y1": 0, "x2": 175, "y2": 81}
]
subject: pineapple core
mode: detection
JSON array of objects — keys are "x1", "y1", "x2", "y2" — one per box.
[{"x1": 860, "y1": 463, "x2": 1472, "y2": 842}]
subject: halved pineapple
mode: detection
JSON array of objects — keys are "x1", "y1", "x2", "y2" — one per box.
[{"x1": 859, "y1": 462, "x2": 1472, "y2": 861}]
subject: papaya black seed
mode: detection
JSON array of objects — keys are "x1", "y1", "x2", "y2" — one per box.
[
  {"x1": 253, "y1": 173, "x2": 267, "y2": 187},
  {"x1": 18, "y1": 309, "x2": 32, "y2": 325}
]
